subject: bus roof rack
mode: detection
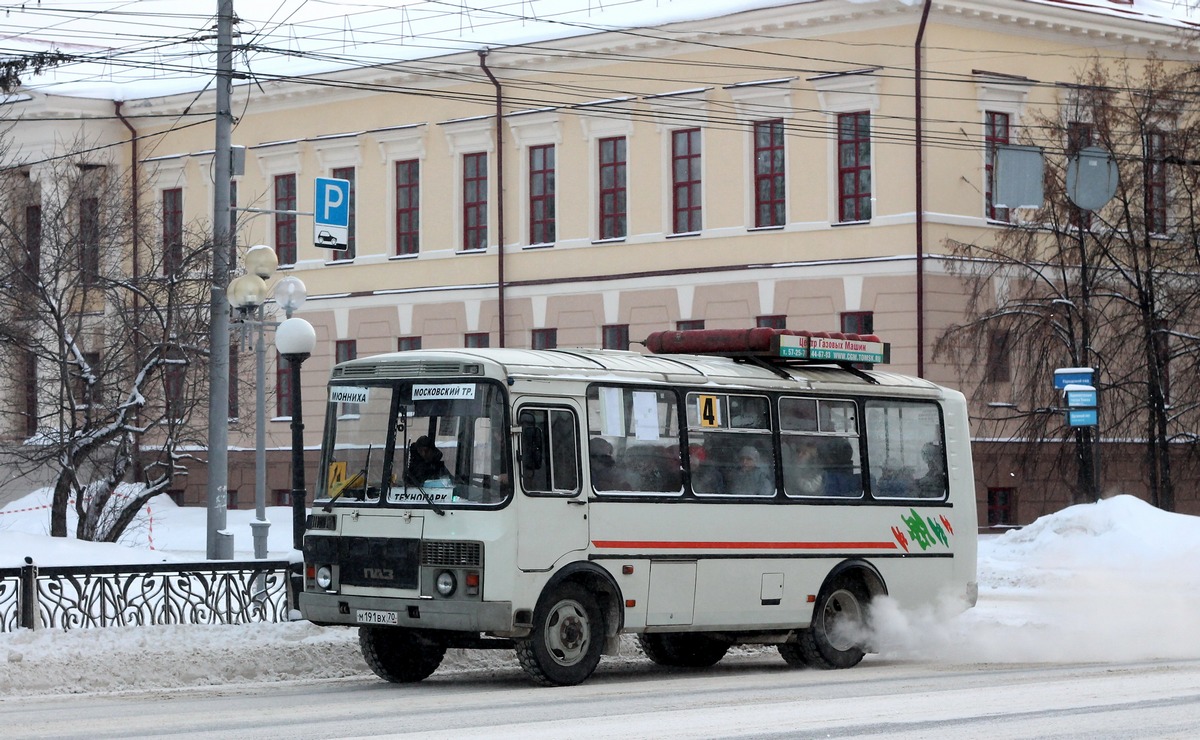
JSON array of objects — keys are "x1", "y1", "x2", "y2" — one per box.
[{"x1": 642, "y1": 328, "x2": 890, "y2": 366}]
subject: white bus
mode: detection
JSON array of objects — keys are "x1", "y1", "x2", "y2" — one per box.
[{"x1": 299, "y1": 328, "x2": 977, "y2": 686}]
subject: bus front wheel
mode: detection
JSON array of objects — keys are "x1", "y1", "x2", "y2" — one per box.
[
  {"x1": 796, "y1": 576, "x2": 869, "y2": 669},
  {"x1": 516, "y1": 583, "x2": 605, "y2": 686},
  {"x1": 359, "y1": 626, "x2": 446, "y2": 683}
]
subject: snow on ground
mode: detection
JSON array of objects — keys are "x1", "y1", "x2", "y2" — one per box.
[{"x1": 3, "y1": 491, "x2": 1200, "y2": 697}]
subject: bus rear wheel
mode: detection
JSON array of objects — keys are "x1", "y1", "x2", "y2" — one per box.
[
  {"x1": 797, "y1": 577, "x2": 869, "y2": 669},
  {"x1": 359, "y1": 626, "x2": 446, "y2": 683},
  {"x1": 516, "y1": 583, "x2": 605, "y2": 686},
  {"x1": 637, "y1": 633, "x2": 731, "y2": 668}
]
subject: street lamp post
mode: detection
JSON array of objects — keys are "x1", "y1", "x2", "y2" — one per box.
[
  {"x1": 227, "y1": 245, "x2": 279, "y2": 559},
  {"x1": 275, "y1": 315, "x2": 316, "y2": 552}
]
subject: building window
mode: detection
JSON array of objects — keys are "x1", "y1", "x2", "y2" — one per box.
[
  {"x1": 227, "y1": 489, "x2": 239, "y2": 510},
  {"x1": 228, "y1": 343, "x2": 239, "y2": 419},
  {"x1": 330, "y1": 166, "x2": 355, "y2": 260},
  {"x1": 840, "y1": 311, "x2": 874, "y2": 369},
  {"x1": 985, "y1": 111, "x2": 1010, "y2": 222},
  {"x1": 229, "y1": 180, "x2": 239, "y2": 268},
  {"x1": 757, "y1": 315, "x2": 786, "y2": 330},
  {"x1": 162, "y1": 188, "x2": 183, "y2": 275},
  {"x1": 677, "y1": 320, "x2": 704, "y2": 331},
  {"x1": 598, "y1": 136, "x2": 627, "y2": 240},
  {"x1": 984, "y1": 328, "x2": 1012, "y2": 384},
  {"x1": 398, "y1": 336, "x2": 422, "y2": 352},
  {"x1": 987, "y1": 487, "x2": 1016, "y2": 526},
  {"x1": 163, "y1": 358, "x2": 185, "y2": 420},
  {"x1": 1146, "y1": 129, "x2": 1167, "y2": 235},
  {"x1": 274, "y1": 173, "x2": 297, "y2": 265},
  {"x1": 276, "y1": 353, "x2": 293, "y2": 417},
  {"x1": 23, "y1": 204, "x2": 40, "y2": 293},
  {"x1": 335, "y1": 340, "x2": 358, "y2": 414},
  {"x1": 273, "y1": 489, "x2": 291, "y2": 507},
  {"x1": 529, "y1": 144, "x2": 556, "y2": 245},
  {"x1": 1067, "y1": 121, "x2": 1093, "y2": 230},
  {"x1": 20, "y1": 349, "x2": 36, "y2": 437},
  {"x1": 531, "y1": 328, "x2": 557, "y2": 350},
  {"x1": 1154, "y1": 318, "x2": 1170, "y2": 404},
  {"x1": 463, "y1": 152, "x2": 488, "y2": 251},
  {"x1": 395, "y1": 159, "x2": 420, "y2": 256},
  {"x1": 464, "y1": 332, "x2": 490, "y2": 348},
  {"x1": 602, "y1": 324, "x2": 629, "y2": 350},
  {"x1": 80, "y1": 196, "x2": 100, "y2": 284},
  {"x1": 837, "y1": 112, "x2": 872, "y2": 223},
  {"x1": 671, "y1": 128, "x2": 702, "y2": 234},
  {"x1": 753, "y1": 119, "x2": 786, "y2": 228}
]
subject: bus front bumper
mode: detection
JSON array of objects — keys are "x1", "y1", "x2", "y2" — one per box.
[{"x1": 299, "y1": 591, "x2": 518, "y2": 634}]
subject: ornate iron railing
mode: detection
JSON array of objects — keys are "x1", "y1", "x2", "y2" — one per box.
[{"x1": 0, "y1": 559, "x2": 295, "y2": 631}]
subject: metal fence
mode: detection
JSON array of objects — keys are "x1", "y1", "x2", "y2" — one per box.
[{"x1": 0, "y1": 558, "x2": 295, "y2": 631}]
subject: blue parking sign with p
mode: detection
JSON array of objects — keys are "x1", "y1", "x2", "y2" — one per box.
[{"x1": 314, "y1": 177, "x2": 350, "y2": 249}]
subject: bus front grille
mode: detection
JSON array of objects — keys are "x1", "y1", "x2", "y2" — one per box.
[{"x1": 421, "y1": 540, "x2": 483, "y2": 567}]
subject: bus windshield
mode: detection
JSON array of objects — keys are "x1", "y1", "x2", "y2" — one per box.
[{"x1": 319, "y1": 379, "x2": 510, "y2": 507}]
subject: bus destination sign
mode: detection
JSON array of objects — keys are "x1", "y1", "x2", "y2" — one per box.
[{"x1": 776, "y1": 334, "x2": 889, "y2": 364}]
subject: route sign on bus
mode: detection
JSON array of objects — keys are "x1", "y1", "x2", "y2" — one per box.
[{"x1": 314, "y1": 177, "x2": 350, "y2": 249}]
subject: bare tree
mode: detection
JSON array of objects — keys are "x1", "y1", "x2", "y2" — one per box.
[
  {"x1": 0, "y1": 146, "x2": 214, "y2": 540},
  {"x1": 938, "y1": 58, "x2": 1200, "y2": 511}
]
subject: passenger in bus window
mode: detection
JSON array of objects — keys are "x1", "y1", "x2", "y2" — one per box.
[
  {"x1": 727, "y1": 445, "x2": 774, "y2": 496},
  {"x1": 784, "y1": 437, "x2": 824, "y2": 495},
  {"x1": 407, "y1": 435, "x2": 450, "y2": 485},
  {"x1": 589, "y1": 437, "x2": 630, "y2": 491},
  {"x1": 915, "y1": 442, "x2": 947, "y2": 497},
  {"x1": 821, "y1": 438, "x2": 861, "y2": 496}
]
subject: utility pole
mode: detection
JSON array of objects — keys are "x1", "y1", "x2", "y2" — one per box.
[{"x1": 206, "y1": 0, "x2": 235, "y2": 559}]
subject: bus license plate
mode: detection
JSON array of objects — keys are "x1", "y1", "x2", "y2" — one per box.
[{"x1": 356, "y1": 609, "x2": 399, "y2": 626}]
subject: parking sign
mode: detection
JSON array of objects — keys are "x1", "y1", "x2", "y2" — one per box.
[{"x1": 314, "y1": 177, "x2": 350, "y2": 249}]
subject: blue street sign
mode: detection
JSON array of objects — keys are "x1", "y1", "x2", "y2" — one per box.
[
  {"x1": 1066, "y1": 408, "x2": 1098, "y2": 427},
  {"x1": 1065, "y1": 388, "x2": 1097, "y2": 408},
  {"x1": 314, "y1": 177, "x2": 350, "y2": 249},
  {"x1": 1053, "y1": 367, "x2": 1094, "y2": 390}
]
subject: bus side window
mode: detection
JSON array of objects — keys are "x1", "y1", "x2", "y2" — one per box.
[{"x1": 518, "y1": 407, "x2": 580, "y2": 495}]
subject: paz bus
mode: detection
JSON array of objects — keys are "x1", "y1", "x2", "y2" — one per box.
[{"x1": 298, "y1": 328, "x2": 978, "y2": 686}]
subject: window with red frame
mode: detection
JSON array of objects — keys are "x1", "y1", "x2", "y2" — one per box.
[
  {"x1": 671, "y1": 128, "x2": 702, "y2": 234},
  {"x1": 274, "y1": 174, "x2": 297, "y2": 265},
  {"x1": 463, "y1": 152, "x2": 488, "y2": 250},
  {"x1": 598, "y1": 136, "x2": 627, "y2": 240},
  {"x1": 1145, "y1": 129, "x2": 1167, "y2": 235},
  {"x1": 985, "y1": 111, "x2": 1010, "y2": 222},
  {"x1": 840, "y1": 311, "x2": 874, "y2": 369},
  {"x1": 464, "y1": 332, "x2": 490, "y2": 348},
  {"x1": 602, "y1": 324, "x2": 629, "y2": 350},
  {"x1": 676, "y1": 319, "x2": 704, "y2": 331},
  {"x1": 837, "y1": 112, "x2": 872, "y2": 222},
  {"x1": 753, "y1": 119, "x2": 785, "y2": 228},
  {"x1": 395, "y1": 159, "x2": 420, "y2": 255},
  {"x1": 276, "y1": 354, "x2": 293, "y2": 417},
  {"x1": 164, "y1": 360, "x2": 185, "y2": 420},
  {"x1": 529, "y1": 144, "x2": 556, "y2": 244},
  {"x1": 228, "y1": 343, "x2": 239, "y2": 418},
  {"x1": 531, "y1": 328, "x2": 557, "y2": 349},
  {"x1": 330, "y1": 166, "x2": 356, "y2": 260},
  {"x1": 24, "y1": 204, "x2": 40, "y2": 293},
  {"x1": 398, "y1": 336, "x2": 422, "y2": 352},
  {"x1": 229, "y1": 180, "x2": 239, "y2": 267},
  {"x1": 162, "y1": 188, "x2": 183, "y2": 275},
  {"x1": 20, "y1": 348, "x2": 36, "y2": 437}
]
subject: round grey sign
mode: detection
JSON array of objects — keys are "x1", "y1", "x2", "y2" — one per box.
[{"x1": 1065, "y1": 145, "x2": 1118, "y2": 212}]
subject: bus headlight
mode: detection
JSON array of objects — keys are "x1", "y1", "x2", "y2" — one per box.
[
  {"x1": 316, "y1": 565, "x2": 333, "y2": 590},
  {"x1": 435, "y1": 570, "x2": 457, "y2": 597}
]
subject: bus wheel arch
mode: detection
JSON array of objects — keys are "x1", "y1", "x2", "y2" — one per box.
[
  {"x1": 516, "y1": 580, "x2": 607, "y2": 686},
  {"x1": 783, "y1": 559, "x2": 886, "y2": 670},
  {"x1": 544, "y1": 562, "x2": 625, "y2": 642}
]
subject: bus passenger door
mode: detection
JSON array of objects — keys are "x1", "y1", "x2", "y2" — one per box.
[{"x1": 515, "y1": 402, "x2": 588, "y2": 571}]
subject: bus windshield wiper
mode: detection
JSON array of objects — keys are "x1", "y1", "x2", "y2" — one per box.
[{"x1": 414, "y1": 483, "x2": 446, "y2": 516}]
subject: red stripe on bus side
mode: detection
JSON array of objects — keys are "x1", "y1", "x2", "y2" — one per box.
[{"x1": 591, "y1": 540, "x2": 898, "y2": 551}]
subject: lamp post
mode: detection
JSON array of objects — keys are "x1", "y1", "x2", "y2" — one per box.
[
  {"x1": 275, "y1": 314, "x2": 316, "y2": 552},
  {"x1": 227, "y1": 245, "x2": 279, "y2": 560}
]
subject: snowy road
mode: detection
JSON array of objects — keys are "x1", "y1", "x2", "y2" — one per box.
[{"x1": 7, "y1": 654, "x2": 1200, "y2": 739}]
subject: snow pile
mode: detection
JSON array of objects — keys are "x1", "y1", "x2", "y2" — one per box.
[
  {"x1": 3, "y1": 492, "x2": 1200, "y2": 697},
  {"x1": 869, "y1": 495, "x2": 1200, "y2": 664}
]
